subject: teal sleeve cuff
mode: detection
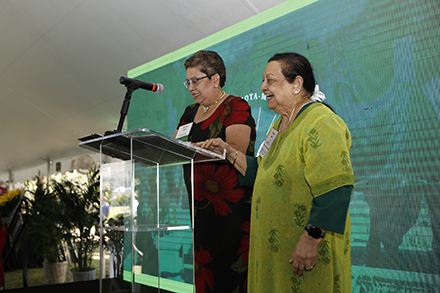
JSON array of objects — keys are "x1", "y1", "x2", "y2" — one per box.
[
  {"x1": 238, "y1": 156, "x2": 258, "y2": 187},
  {"x1": 308, "y1": 185, "x2": 352, "y2": 234}
]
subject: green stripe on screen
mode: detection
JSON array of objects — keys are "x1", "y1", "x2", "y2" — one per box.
[
  {"x1": 124, "y1": 271, "x2": 194, "y2": 292},
  {"x1": 128, "y1": 0, "x2": 318, "y2": 77}
]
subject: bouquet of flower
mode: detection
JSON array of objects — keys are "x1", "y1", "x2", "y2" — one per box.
[{"x1": 0, "y1": 189, "x2": 25, "y2": 218}]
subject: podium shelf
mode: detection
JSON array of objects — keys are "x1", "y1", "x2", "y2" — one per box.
[{"x1": 79, "y1": 128, "x2": 225, "y2": 166}]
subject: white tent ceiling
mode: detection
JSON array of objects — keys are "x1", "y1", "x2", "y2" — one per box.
[{"x1": 0, "y1": 0, "x2": 287, "y2": 176}]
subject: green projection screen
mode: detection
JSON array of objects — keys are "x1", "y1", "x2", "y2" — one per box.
[{"x1": 123, "y1": 0, "x2": 440, "y2": 291}]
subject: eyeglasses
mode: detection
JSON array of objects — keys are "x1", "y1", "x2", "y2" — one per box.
[{"x1": 183, "y1": 74, "x2": 213, "y2": 88}]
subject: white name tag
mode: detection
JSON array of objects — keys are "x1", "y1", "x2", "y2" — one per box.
[
  {"x1": 257, "y1": 128, "x2": 278, "y2": 158},
  {"x1": 176, "y1": 122, "x2": 193, "y2": 140}
]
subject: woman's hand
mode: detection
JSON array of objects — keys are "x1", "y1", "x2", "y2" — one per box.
[
  {"x1": 194, "y1": 138, "x2": 231, "y2": 155},
  {"x1": 289, "y1": 231, "x2": 323, "y2": 276},
  {"x1": 195, "y1": 138, "x2": 247, "y2": 175}
]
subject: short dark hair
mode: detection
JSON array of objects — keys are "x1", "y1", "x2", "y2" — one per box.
[
  {"x1": 268, "y1": 52, "x2": 315, "y2": 96},
  {"x1": 184, "y1": 50, "x2": 226, "y2": 87}
]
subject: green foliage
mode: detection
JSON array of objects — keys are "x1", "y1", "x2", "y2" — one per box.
[
  {"x1": 53, "y1": 169, "x2": 101, "y2": 272},
  {"x1": 28, "y1": 177, "x2": 66, "y2": 264},
  {"x1": 109, "y1": 193, "x2": 130, "y2": 207},
  {"x1": 105, "y1": 215, "x2": 125, "y2": 277}
]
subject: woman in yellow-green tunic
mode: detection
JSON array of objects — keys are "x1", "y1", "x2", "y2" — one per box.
[
  {"x1": 248, "y1": 100, "x2": 353, "y2": 292},
  {"x1": 197, "y1": 52, "x2": 354, "y2": 292}
]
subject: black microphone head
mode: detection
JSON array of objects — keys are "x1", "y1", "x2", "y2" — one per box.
[
  {"x1": 155, "y1": 83, "x2": 164, "y2": 94},
  {"x1": 119, "y1": 76, "x2": 132, "y2": 85}
]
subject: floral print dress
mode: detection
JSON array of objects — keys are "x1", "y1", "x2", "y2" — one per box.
[{"x1": 177, "y1": 95, "x2": 256, "y2": 293}]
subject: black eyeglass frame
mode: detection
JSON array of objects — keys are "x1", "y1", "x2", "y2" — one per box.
[{"x1": 183, "y1": 74, "x2": 214, "y2": 88}]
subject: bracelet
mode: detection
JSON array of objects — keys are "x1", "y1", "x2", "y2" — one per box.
[{"x1": 231, "y1": 150, "x2": 238, "y2": 165}]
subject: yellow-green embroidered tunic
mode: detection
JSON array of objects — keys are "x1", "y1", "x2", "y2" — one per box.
[{"x1": 248, "y1": 103, "x2": 354, "y2": 293}]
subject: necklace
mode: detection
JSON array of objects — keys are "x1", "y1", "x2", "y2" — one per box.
[
  {"x1": 281, "y1": 100, "x2": 313, "y2": 132},
  {"x1": 201, "y1": 91, "x2": 226, "y2": 113},
  {"x1": 288, "y1": 106, "x2": 297, "y2": 123},
  {"x1": 279, "y1": 106, "x2": 296, "y2": 133},
  {"x1": 287, "y1": 100, "x2": 314, "y2": 123}
]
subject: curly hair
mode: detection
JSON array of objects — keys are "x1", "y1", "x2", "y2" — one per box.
[{"x1": 184, "y1": 50, "x2": 226, "y2": 87}]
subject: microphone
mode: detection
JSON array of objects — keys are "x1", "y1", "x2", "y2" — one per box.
[{"x1": 119, "y1": 76, "x2": 164, "y2": 94}]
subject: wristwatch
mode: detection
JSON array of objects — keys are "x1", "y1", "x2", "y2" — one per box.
[{"x1": 305, "y1": 223, "x2": 326, "y2": 239}]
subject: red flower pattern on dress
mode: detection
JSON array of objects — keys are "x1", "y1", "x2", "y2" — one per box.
[
  {"x1": 220, "y1": 97, "x2": 251, "y2": 127},
  {"x1": 195, "y1": 246, "x2": 214, "y2": 293},
  {"x1": 201, "y1": 96, "x2": 251, "y2": 130},
  {"x1": 238, "y1": 220, "x2": 250, "y2": 264},
  {"x1": 238, "y1": 220, "x2": 250, "y2": 292},
  {"x1": 195, "y1": 164, "x2": 244, "y2": 216}
]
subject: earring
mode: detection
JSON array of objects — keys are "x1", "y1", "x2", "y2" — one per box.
[
  {"x1": 214, "y1": 85, "x2": 218, "y2": 88},
  {"x1": 294, "y1": 90, "x2": 299, "y2": 94}
]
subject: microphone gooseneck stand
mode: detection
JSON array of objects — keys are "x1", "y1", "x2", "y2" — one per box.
[{"x1": 105, "y1": 81, "x2": 141, "y2": 136}]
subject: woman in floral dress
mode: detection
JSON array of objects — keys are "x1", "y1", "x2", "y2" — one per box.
[{"x1": 173, "y1": 50, "x2": 256, "y2": 292}]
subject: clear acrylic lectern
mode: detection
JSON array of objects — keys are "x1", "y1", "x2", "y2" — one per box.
[{"x1": 79, "y1": 128, "x2": 225, "y2": 293}]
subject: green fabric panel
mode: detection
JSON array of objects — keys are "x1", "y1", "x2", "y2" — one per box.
[
  {"x1": 238, "y1": 156, "x2": 258, "y2": 187},
  {"x1": 308, "y1": 185, "x2": 353, "y2": 234}
]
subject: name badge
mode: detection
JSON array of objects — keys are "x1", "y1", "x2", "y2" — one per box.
[
  {"x1": 176, "y1": 122, "x2": 193, "y2": 140},
  {"x1": 257, "y1": 128, "x2": 278, "y2": 158}
]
